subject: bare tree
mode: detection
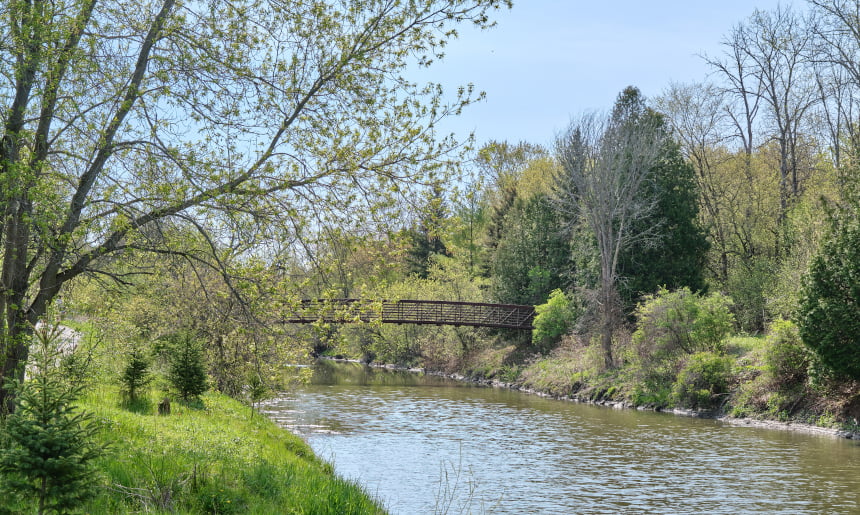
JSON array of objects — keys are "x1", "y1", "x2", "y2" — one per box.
[
  {"x1": 708, "y1": 6, "x2": 820, "y2": 254},
  {"x1": 656, "y1": 82, "x2": 733, "y2": 280},
  {"x1": 810, "y1": 0, "x2": 860, "y2": 173},
  {"x1": 554, "y1": 89, "x2": 667, "y2": 368},
  {"x1": 704, "y1": 26, "x2": 763, "y2": 156}
]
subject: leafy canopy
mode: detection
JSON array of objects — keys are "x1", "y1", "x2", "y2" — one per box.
[{"x1": 0, "y1": 0, "x2": 511, "y2": 404}]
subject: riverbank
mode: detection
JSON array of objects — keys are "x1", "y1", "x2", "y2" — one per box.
[
  {"x1": 69, "y1": 385, "x2": 386, "y2": 513},
  {"x1": 440, "y1": 367, "x2": 860, "y2": 440},
  {"x1": 331, "y1": 341, "x2": 860, "y2": 442}
]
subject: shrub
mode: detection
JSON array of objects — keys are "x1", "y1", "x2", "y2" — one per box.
[
  {"x1": 672, "y1": 351, "x2": 734, "y2": 410},
  {"x1": 531, "y1": 289, "x2": 579, "y2": 351},
  {"x1": 763, "y1": 319, "x2": 808, "y2": 386},
  {"x1": 633, "y1": 287, "x2": 735, "y2": 362},
  {"x1": 165, "y1": 332, "x2": 208, "y2": 401}
]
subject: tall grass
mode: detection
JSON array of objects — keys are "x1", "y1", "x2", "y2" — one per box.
[{"x1": 76, "y1": 385, "x2": 385, "y2": 514}]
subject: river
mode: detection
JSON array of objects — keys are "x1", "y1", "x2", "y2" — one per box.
[{"x1": 261, "y1": 360, "x2": 860, "y2": 514}]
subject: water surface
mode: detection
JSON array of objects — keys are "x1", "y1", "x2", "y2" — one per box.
[{"x1": 262, "y1": 361, "x2": 860, "y2": 514}]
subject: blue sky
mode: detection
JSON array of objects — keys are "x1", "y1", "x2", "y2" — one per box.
[{"x1": 420, "y1": 1, "x2": 796, "y2": 148}]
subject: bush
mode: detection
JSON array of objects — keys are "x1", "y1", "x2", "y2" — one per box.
[
  {"x1": 672, "y1": 351, "x2": 734, "y2": 410},
  {"x1": 763, "y1": 319, "x2": 808, "y2": 386},
  {"x1": 531, "y1": 289, "x2": 579, "y2": 351},
  {"x1": 165, "y1": 332, "x2": 208, "y2": 401},
  {"x1": 633, "y1": 287, "x2": 735, "y2": 362}
]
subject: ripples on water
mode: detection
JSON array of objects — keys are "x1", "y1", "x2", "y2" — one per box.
[{"x1": 262, "y1": 362, "x2": 860, "y2": 514}]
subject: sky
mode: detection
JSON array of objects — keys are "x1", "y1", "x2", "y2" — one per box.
[{"x1": 418, "y1": 0, "x2": 798, "y2": 149}]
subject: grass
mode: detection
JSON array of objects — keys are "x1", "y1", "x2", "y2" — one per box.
[{"x1": 72, "y1": 385, "x2": 386, "y2": 514}]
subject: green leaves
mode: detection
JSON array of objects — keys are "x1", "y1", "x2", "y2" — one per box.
[
  {"x1": 531, "y1": 289, "x2": 579, "y2": 351},
  {"x1": 0, "y1": 324, "x2": 103, "y2": 513},
  {"x1": 798, "y1": 201, "x2": 860, "y2": 380},
  {"x1": 0, "y1": 0, "x2": 510, "y2": 403}
]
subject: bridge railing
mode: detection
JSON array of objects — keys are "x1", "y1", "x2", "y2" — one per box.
[{"x1": 285, "y1": 299, "x2": 535, "y2": 330}]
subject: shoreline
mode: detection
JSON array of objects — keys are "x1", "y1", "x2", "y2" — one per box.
[{"x1": 329, "y1": 358, "x2": 860, "y2": 441}]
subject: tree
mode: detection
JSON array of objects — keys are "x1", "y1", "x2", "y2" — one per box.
[
  {"x1": 656, "y1": 82, "x2": 734, "y2": 282},
  {"x1": 810, "y1": 0, "x2": 860, "y2": 169},
  {"x1": 708, "y1": 6, "x2": 820, "y2": 254},
  {"x1": 405, "y1": 185, "x2": 450, "y2": 278},
  {"x1": 166, "y1": 331, "x2": 208, "y2": 402},
  {"x1": 119, "y1": 342, "x2": 151, "y2": 404},
  {"x1": 0, "y1": 0, "x2": 511, "y2": 409},
  {"x1": 554, "y1": 87, "x2": 669, "y2": 368},
  {"x1": 617, "y1": 138, "x2": 709, "y2": 310},
  {"x1": 489, "y1": 193, "x2": 568, "y2": 305},
  {"x1": 476, "y1": 141, "x2": 548, "y2": 260},
  {"x1": 797, "y1": 200, "x2": 860, "y2": 380},
  {"x1": 0, "y1": 324, "x2": 101, "y2": 513}
]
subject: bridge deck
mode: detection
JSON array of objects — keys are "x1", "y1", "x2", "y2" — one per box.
[{"x1": 285, "y1": 299, "x2": 535, "y2": 330}]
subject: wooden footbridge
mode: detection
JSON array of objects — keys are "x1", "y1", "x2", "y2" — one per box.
[{"x1": 285, "y1": 299, "x2": 536, "y2": 330}]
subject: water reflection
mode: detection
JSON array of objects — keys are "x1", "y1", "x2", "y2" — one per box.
[{"x1": 262, "y1": 361, "x2": 860, "y2": 514}]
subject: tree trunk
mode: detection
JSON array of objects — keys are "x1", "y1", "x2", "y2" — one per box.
[
  {"x1": 0, "y1": 313, "x2": 36, "y2": 414},
  {"x1": 599, "y1": 272, "x2": 616, "y2": 369}
]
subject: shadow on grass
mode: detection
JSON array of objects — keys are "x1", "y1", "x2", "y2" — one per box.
[
  {"x1": 120, "y1": 396, "x2": 155, "y2": 414},
  {"x1": 175, "y1": 397, "x2": 206, "y2": 411}
]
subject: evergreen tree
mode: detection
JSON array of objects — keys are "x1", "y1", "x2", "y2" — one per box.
[
  {"x1": 618, "y1": 138, "x2": 709, "y2": 311},
  {"x1": 406, "y1": 185, "x2": 450, "y2": 278},
  {"x1": 798, "y1": 201, "x2": 860, "y2": 380},
  {"x1": 0, "y1": 325, "x2": 101, "y2": 513},
  {"x1": 120, "y1": 343, "x2": 152, "y2": 403},
  {"x1": 167, "y1": 332, "x2": 208, "y2": 402},
  {"x1": 490, "y1": 194, "x2": 569, "y2": 305}
]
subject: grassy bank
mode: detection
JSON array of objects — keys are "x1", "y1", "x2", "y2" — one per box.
[
  {"x1": 59, "y1": 386, "x2": 384, "y2": 514},
  {"x1": 461, "y1": 327, "x2": 860, "y2": 437}
]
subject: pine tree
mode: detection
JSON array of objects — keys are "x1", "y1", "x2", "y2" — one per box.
[
  {"x1": 618, "y1": 138, "x2": 709, "y2": 311},
  {"x1": 0, "y1": 324, "x2": 101, "y2": 513},
  {"x1": 120, "y1": 343, "x2": 152, "y2": 403},
  {"x1": 167, "y1": 332, "x2": 208, "y2": 402}
]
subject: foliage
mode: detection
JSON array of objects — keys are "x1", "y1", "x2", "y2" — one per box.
[
  {"x1": 531, "y1": 289, "x2": 579, "y2": 351},
  {"x1": 798, "y1": 200, "x2": 860, "y2": 380},
  {"x1": 0, "y1": 325, "x2": 102, "y2": 514},
  {"x1": 0, "y1": 0, "x2": 511, "y2": 409},
  {"x1": 165, "y1": 332, "x2": 209, "y2": 402},
  {"x1": 490, "y1": 194, "x2": 569, "y2": 305},
  {"x1": 119, "y1": 342, "x2": 152, "y2": 403},
  {"x1": 672, "y1": 351, "x2": 735, "y2": 410},
  {"x1": 632, "y1": 287, "x2": 735, "y2": 362},
  {"x1": 344, "y1": 254, "x2": 491, "y2": 369},
  {"x1": 406, "y1": 185, "x2": 451, "y2": 278},
  {"x1": 726, "y1": 256, "x2": 773, "y2": 333},
  {"x1": 618, "y1": 139, "x2": 709, "y2": 311},
  {"x1": 555, "y1": 87, "x2": 675, "y2": 368},
  {"x1": 763, "y1": 319, "x2": 809, "y2": 386}
]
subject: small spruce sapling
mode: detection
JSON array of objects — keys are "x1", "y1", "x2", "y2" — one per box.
[
  {"x1": 167, "y1": 331, "x2": 208, "y2": 402},
  {"x1": 0, "y1": 323, "x2": 103, "y2": 514},
  {"x1": 120, "y1": 342, "x2": 152, "y2": 403}
]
